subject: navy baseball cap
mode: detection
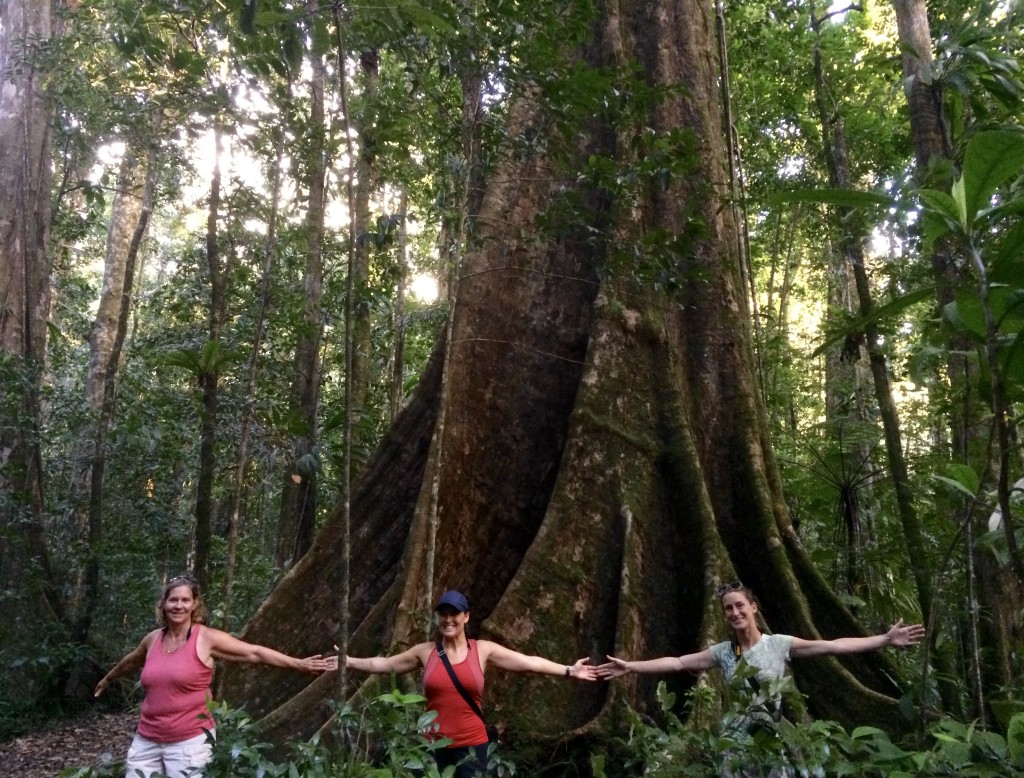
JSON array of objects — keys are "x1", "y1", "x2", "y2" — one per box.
[{"x1": 435, "y1": 590, "x2": 470, "y2": 612}]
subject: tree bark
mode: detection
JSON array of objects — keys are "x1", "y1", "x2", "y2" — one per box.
[
  {"x1": 275, "y1": 43, "x2": 326, "y2": 571},
  {"x1": 223, "y1": 118, "x2": 286, "y2": 629},
  {"x1": 0, "y1": 0, "x2": 62, "y2": 625},
  {"x1": 389, "y1": 187, "x2": 409, "y2": 422},
  {"x1": 66, "y1": 126, "x2": 160, "y2": 655},
  {"x1": 221, "y1": 0, "x2": 920, "y2": 746},
  {"x1": 350, "y1": 48, "x2": 379, "y2": 416},
  {"x1": 194, "y1": 120, "x2": 226, "y2": 587}
]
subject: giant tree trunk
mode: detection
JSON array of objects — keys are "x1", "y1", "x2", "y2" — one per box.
[{"x1": 222, "y1": 0, "x2": 917, "y2": 745}]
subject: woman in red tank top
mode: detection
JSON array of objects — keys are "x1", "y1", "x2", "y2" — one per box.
[
  {"x1": 94, "y1": 575, "x2": 337, "y2": 778},
  {"x1": 344, "y1": 590, "x2": 598, "y2": 777}
]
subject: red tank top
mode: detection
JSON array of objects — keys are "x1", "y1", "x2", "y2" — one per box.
[
  {"x1": 138, "y1": 624, "x2": 214, "y2": 743},
  {"x1": 423, "y1": 639, "x2": 488, "y2": 747}
]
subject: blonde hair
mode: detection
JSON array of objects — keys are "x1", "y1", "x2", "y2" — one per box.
[{"x1": 156, "y1": 575, "x2": 207, "y2": 628}]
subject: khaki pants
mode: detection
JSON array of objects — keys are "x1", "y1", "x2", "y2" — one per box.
[{"x1": 124, "y1": 731, "x2": 213, "y2": 778}]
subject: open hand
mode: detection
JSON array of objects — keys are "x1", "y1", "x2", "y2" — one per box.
[
  {"x1": 594, "y1": 656, "x2": 630, "y2": 680},
  {"x1": 300, "y1": 654, "x2": 339, "y2": 673},
  {"x1": 567, "y1": 657, "x2": 600, "y2": 681},
  {"x1": 886, "y1": 619, "x2": 926, "y2": 648}
]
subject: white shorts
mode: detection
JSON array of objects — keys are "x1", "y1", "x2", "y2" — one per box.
[{"x1": 124, "y1": 731, "x2": 213, "y2": 778}]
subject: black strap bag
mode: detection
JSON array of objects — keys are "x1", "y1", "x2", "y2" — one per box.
[{"x1": 435, "y1": 640, "x2": 499, "y2": 743}]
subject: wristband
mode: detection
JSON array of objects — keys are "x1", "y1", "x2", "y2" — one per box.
[{"x1": 565, "y1": 665, "x2": 572, "y2": 677}]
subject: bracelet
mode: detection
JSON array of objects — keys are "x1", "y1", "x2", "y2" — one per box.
[{"x1": 565, "y1": 665, "x2": 572, "y2": 677}]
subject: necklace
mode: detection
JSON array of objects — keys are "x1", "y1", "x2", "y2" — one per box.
[{"x1": 162, "y1": 625, "x2": 193, "y2": 654}]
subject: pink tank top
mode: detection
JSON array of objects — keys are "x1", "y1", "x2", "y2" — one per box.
[
  {"x1": 423, "y1": 639, "x2": 488, "y2": 747},
  {"x1": 138, "y1": 624, "x2": 214, "y2": 743}
]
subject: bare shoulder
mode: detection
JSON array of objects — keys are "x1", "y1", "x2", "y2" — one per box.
[
  {"x1": 393, "y1": 641, "x2": 433, "y2": 669},
  {"x1": 412, "y1": 641, "x2": 435, "y2": 661},
  {"x1": 474, "y1": 639, "x2": 514, "y2": 662},
  {"x1": 140, "y1": 629, "x2": 162, "y2": 651},
  {"x1": 473, "y1": 639, "x2": 499, "y2": 655},
  {"x1": 196, "y1": 624, "x2": 232, "y2": 646}
]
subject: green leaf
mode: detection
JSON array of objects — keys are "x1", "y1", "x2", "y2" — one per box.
[
  {"x1": 396, "y1": 2, "x2": 456, "y2": 35},
  {"x1": 811, "y1": 285, "x2": 936, "y2": 357},
  {"x1": 933, "y1": 475, "x2": 978, "y2": 499},
  {"x1": 1003, "y1": 330, "x2": 1024, "y2": 401},
  {"x1": 942, "y1": 463, "x2": 980, "y2": 495},
  {"x1": 920, "y1": 209, "x2": 953, "y2": 252},
  {"x1": 962, "y1": 130, "x2": 1024, "y2": 226},
  {"x1": 951, "y1": 174, "x2": 968, "y2": 226},
  {"x1": 851, "y1": 726, "x2": 887, "y2": 739},
  {"x1": 992, "y1": 286, "x2": 1024, "y2": 333},
  {"x1": 918, "y1": 188, "x2": 963, "y2": 229},
  {"x1": 946, "y1": 288, "x2": 988, "y2": 340},
  {"x1": 993, "y1": 222, "x2": 1024, "y2": 284},
  {"x1": 1007, "y1": 712, "x2": 1024, "y2": 764},
  {"x1": 160, "y1": 348, "x2": 203, "y2": 375}
]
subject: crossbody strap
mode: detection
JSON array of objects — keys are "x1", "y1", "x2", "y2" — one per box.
[{"x1": 435, "y1": 640, "x2": 486, "y2": 724}]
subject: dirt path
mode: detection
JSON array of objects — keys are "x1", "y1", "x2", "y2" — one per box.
[{"x1": 0, "y1": 710, "x2": 136, "y2": 777}]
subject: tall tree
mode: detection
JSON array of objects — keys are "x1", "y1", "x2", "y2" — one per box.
[
  {"x1": 0, "y1": 0, "x2": 63, "y2": 625},
  {"x1": 221, "y1": 0, "x2": 918, "y2": 743},
  {"x1": 67, "y1": 117, "x2": 162, "y2": 674},
  {"x1": 809, "y1": 5, "x2": 933, "y2": 625},
  {"x1": 193, "y1": 119, "x2": 227, "y2": 587},
  {"x1": 350, "y1": 47, "x2": 380, "y2": 416},
  {"x1": 276, "y1": 18, "x2": 327, "y2": 571}
]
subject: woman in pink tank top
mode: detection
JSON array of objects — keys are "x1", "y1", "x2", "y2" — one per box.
[
  {"x1": 344, "y1": 590, "x2": 599, "y2": 777},
  {"x1": 94, "y1": 575, "x2": 337, "y2": 778}
]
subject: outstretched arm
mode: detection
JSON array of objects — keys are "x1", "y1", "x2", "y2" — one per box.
[
  {"x1": 596, "y1": 649, "x2": 716, "y2": 679},
  {"x1": 345, "y1": 643, "x2": 429, "y2": 676},
  {"x1": 205, "y1": 628, "x2": 336, "y2": 673},
  {"x1": 789, "y1": 619, "x2": 925, "y2": 659},
  {"x1": 479, "y1": 641, "x2": 598, "y2": 681},
  {"x1": 94, "y1": 633, "x2": 156, "y2": 696}
]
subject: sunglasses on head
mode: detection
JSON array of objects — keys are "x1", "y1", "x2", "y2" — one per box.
[
  {"x1": 167, "y1": 575, "x2": 198, "y2": 588},
  {"x1": 715, "y1": 580, "x2": 744, "y2": 598}
]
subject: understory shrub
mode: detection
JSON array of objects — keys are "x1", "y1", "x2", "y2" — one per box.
[
  {"x1": 592, "y1": 682, "x2": 1024, "y2": 777},
  {"x1": 61, "y1": 687, "x2": 517, "y2": 777}
]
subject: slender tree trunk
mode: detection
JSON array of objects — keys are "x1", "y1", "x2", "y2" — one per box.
[
  {"x1": 390, "y1": 187, "x2": 409, "y2": 422},
  {"x1": 822, "y1": 240, "x2": 876, "y2": 601},
  {"x1": 350, "y1": 48, "x2": 379, "y2": 416},
  {"x1": 67, "y1": 122, "x2": 160, "y2": 637},
  {"x1": 223, "y1": 120, "x2": 286, "y2": 629},
  {"x1": 62, "y1": 121, "x2": 162, "y2": 699},
  {"x1": 814, "y1": 59, "x2": 934, "y2": 629},
  {"x1": 0, "y1": 0, "x2": 62, "y2": 625},
  {"x1": 276, "y1": 45, "x2": 326, "y2": 570},
  {"x1": 194, "y1": 120, "x2": 226, "y2": 587},
  {"x1": 79, "y1": 118, "x2": 161, "y2": 621},
  {"x1": 387, "y1": 185, "x2": 407, "y2": 421}
]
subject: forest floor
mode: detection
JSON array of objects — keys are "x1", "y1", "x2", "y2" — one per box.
[{"x1": 0, "y1": 709, "x2": 136, "y2": 777}]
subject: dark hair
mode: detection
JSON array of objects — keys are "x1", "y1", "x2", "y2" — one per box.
[
  {"x1": 716, "y1": 580, "x2": 760, "y2": 607},
  {"x1": 156, "y1": 575, "x2": 207, "y2": 628}
]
